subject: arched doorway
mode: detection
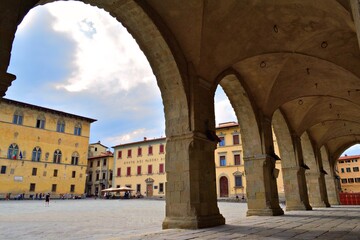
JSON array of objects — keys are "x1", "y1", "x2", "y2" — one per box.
[{"x1": 219, "y1": 176, "x2": 229, "y2": 197}]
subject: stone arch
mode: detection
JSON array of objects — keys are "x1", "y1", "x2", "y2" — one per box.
[
  {"x1": 302, "y1": 132, "x2": 329, "y2": 207},
  {"x1": 272, "y1": 109, "x2": 311, "y2": 210},
  {"x1": 32, "y1": 0, "x2": 190, "y2": 137},
  {"x1": 218, "y1": 73, "x2": 262, "y2": 157}
]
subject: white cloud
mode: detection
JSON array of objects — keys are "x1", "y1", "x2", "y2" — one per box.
[
  {"x1": 104, "y1": 128, "x2": 165, "y2": 147},
  {"x1": 46, "y1": 2, "x2": 153, "y2": 94},
  {"x1": 342, "y1": 144, "x2": 360, "y2": 156},
  {"x1": 215, "y1": 87, "x2": 237, "y2": 125}
]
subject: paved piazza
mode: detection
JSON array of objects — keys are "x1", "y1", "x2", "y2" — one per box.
[{"x1": 0, "y1": 199, "x2": 359, "y2": 240}]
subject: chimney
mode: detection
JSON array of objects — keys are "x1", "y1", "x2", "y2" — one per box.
[{"x1": 144, "y1": 137, "x2": 147, "y2": 141}]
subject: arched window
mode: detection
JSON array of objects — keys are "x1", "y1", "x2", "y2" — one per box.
[
  {"x1": 32, "y1": 147, "x2": 41, "y2": 162},
  {"x1": 7, "y1": 143, "x2": 19, "y2": 159},
  {"x1": 57, "y1": 119, "x2": 65, "y2": 133},
  {"x1": 36, "y1": 114, "x2": 46, "y2": 129},
  {"x1": 71, "y1": 152, "x2": 79, "y2": 165},
  {"x1": 53, "y1": 149, "x2": 62, "y2": 164},
  {"x1": 12, "y1": 110, "x2": 23, "y2": 125},
  {"x1": 74, "y1": 122, "x2": 82, "y2": 136}
]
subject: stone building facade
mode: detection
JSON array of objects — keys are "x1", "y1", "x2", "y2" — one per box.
[
  {"x1": 0, "y1": 98, "x2": 95, "y2": 199},
  {"x1": 86, "y1": 142, "x2": 114, "y2": 196}
]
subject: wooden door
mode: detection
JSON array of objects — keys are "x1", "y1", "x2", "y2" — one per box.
[
  {"x1": 146, "y1": 184, "x2": 153, "y2": 197},
  {"x1": 220, "y1": 176, "x2": 229, "y2": 197}
]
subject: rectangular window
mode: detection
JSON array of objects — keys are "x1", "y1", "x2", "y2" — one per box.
[
  {"x1": 235, "y1": 176, "x2": 243, "y2": 187},
  {"x1": 97, "y1": 160, "x2": 100, "y2": 167},
  {"x1": 159, "y1": 163, "x2": 164, "y2": 174},
  {"x1": 70, "y1": 184, "x2": 75, "y2": 193},
  {"x1": 353, "y1": 167, "x2": 359, "y2": 172},
  {"x1": 148, "y1": 165, "x2": 153, "y2": 174},
  {"x1": 32, "y1": 168, "x2": 37, "y2": 176},
  {"x1": 137, "y1": 166, "x2": 142, "y2": 175},
  {"x1": 117, "y1": 168, "x2": 121, "y2": 177},
  {"x1": 1, "y1": 166, "x2": 6, "y2": 174},
  {"x1": 103, "y1": 159, "x2": 107, "y2": 166},
  {"x1": 118, "y1": 151, "x2": 122, "y2": 159},
  {"x1": 220, "y1": 156, "x2": 226, "y2": 166},
  {"x1": 348, "y1": 178, "x2": 355, "y2": 183},
  {"x1": 127, "y1": 167, "x2": 131, "y2": 176},
  {"x1": 159, "y1": 183, "x2": 164, "y2": 192},
  {"x1": 52, "y1": 184, "x2": 57, "y2": 192},
  {"x1": 53, "y1": 169, "x2": 58, "y2": 177},
  {"x1": 341, "y1": 168, "x2": 345, "y2": 173},
  {"x1": 233, "y1": 135, "x2": 239, "y2": 145},
  {"x1": 36, "y1": 119, "x2": 45, "y2": 129},
  {"x1": 346, "y1": 167, "x2": 351, "y2": 173},
  {"x1": 128, "y1": 149, "x2": 132, "y2": 158},
  {"x1": 88, "y1": 172, "x2": 92, "y2": 181},
  {"x1": 13, "y1": 114, "x2": 23, "y2": 125},
  {"x1": 219, "y1": 137, "x2": 225, "y2": 147},
  {"x1": 96, "y1": 173, "x2": 99, "y2": 181},
  {"x1": 148, "y1": 146, "x2": 153, "y2": 155},
  {"x1": 355, "y1": 178, "x2": 360, "y2": 183},
  {"x1": 136, "y1": 184, "x2": 141, "y2": 193},
  {"x1": 109, "y1": 172, "x2": 113, "y2": 181},
  {"x1": 102, "y1": 172, "x2": 106, "y2": 179},
  {"x1": 72, "y1": 171, "x2": 76, "y2": 178},
  {"x1": 30, "y1": 183, "x2": 36, "y2": 192},
  {"x1": 90, "y1": 162, "x2": 93, "y2": 168},
  {"x1": 159, "y1": 144, "x2": 165, "y2": 154},
  {"x1": 138, "y1": 147, "x2": 142, "y2": 156},
  {"x1": 341, "y1": 179, "x2": 348, "y2": 184},
  {"x1": 234, "y1": 154, "x2": 241, "y2": 165},
  {"x1": 74, "y1": 126, "x2": 81, "y2": 136}
]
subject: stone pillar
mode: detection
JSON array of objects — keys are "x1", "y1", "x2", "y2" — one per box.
[
  {"x1": 282, "y1": 166, "x2": 312, "y2": 211},
  {"x1": 245, "y1": 154, "x2": 284, "y2": 216},
  {"x1": 306, "y1": 171, "x2": 331, "y2": 207},
  {"x1": 163, "y1": 133, "x2": 225, "y2": 229},
  {"x1": 162, "y1": 76, "x2": 225, "y2": 229},
  {"x1": 325, "y1": 174, "x2": 340, "y2": 205}
]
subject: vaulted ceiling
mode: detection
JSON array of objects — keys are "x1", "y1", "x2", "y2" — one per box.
[{"x1": 1, "y1": 0, "x2": 360, "y2": 161}]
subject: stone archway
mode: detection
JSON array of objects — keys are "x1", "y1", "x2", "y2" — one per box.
[
  {"x1": 218, "y1": 73, "x2": 283, "y2": 216},
  {"x1": 272, "y1": 109, "x2": 312, "y2": 210}
]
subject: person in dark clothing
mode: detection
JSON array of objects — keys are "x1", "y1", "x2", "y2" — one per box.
[{"x1": 45, "y1": 193, "x2": 50, "y2": 206}]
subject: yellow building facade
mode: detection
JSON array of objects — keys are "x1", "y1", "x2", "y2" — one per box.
[
  {"x1": 113, "y1": 137, "x2": 166, "y2": 197},
  {"x1": 0, "y1": 98, "x2": 95, "y2": 199},
  {"x1": 337, "y1": 155, "x2": 360, "y2": 193},
  {"x1": 86, "y1": 142, "x2": 114, "y2": 196},
  {"x1": 113, "y1": 122, "x2": 284, "y2": 199}
]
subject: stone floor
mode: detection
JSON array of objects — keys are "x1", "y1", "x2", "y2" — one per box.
[{"x1": 0, "y1": 199, "x2": 359, "y2": 239}]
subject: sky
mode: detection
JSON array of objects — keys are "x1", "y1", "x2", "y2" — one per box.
[{"x1": 5, "y1": 1, "x2": 359, "y2": 156}]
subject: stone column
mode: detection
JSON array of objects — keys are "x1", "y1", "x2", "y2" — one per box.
[
  {"x1": 245, "y1": 154, "x2": 284, "y2": 216},
  {"x1": 282, "y1": 166, "x2": 312, "y2": 211},
  {"x1": 325, "y1": 174, "x2": 340, "y2": 205},
  {"x1": 306, "y1": 171, "x2": 331, "y2": 207},
  {"x1": 282, "y1": 135, "x2": 311, "y2": 211},
  {"x1": 163, "y1": 132, "x2": 225, "y2": 229},
  {"x1": 162, "y1": 76, "x2": 225, "y2": 229}
]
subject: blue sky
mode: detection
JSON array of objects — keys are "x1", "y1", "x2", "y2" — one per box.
[{"x1": 5, "y1": 2, "x2": 359, "y2": 156}]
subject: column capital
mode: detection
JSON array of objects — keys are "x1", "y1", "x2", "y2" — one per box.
[{"x1": 0, "y1": 71, "x2": 16, "y2": 96}]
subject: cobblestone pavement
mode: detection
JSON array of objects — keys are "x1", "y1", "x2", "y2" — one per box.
[{"x1": 0, "y1": 199, "x2": 359, "y2": 240}]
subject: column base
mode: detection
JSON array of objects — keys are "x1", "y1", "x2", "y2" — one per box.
[
  {"x1": 311, "y1": 202, "x2": 331, "y2": 208},
  {"x1": 286, "y1": 204, "x2": 312, "y2": 211},
  {"x1": 247, "y1": 207, "x2": 284, "y2": 216},
  {"x1": 162, "y1": 214, "x2": 225, "y2": 229}
]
